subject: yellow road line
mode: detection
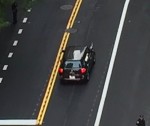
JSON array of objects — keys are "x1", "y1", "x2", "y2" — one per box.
[
  {"x1": 36, "y1": 0, "x2": 82, "y2": 125},
  {"x1": 67, "y1": 0, "x2": 82, "y2": 29}
]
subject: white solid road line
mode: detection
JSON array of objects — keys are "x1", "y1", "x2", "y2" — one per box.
[
  {"x1": 94, "y1": 0, "x2": 130, "y2": 126},
  {"x1": 0, "y1": 78, "x2": 3, "y2": 83},
  {"x1": 0, "y1": 119, "x2": 36, "y2": 125}
]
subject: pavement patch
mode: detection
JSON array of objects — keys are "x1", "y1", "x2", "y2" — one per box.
[
  {"x1": 60, "y1": 5, "x2": 73, "y2": 10},
  {"x1": 65, "y1": 28, "x2": 77, "y2": 33}
]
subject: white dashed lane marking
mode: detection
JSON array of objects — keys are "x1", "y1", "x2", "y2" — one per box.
[
  {"x1": 8, "y1": 52, "x2": 13, "y2": 58},
  {"x1": 13, "y1": 40, "x2": 18, "y2": 46},
  {"x1": 18, "y1": 29, "x2": 23, "y2": 34},
  {"x1": 0, "y1": 7, "x2": 38, "y2": 124},
  {"x1": 0, "y1": 78, "x2": 3, "y2": 83},
  {"x1": 3, "y1": 65, "x2": 8, "y2": 70},
  {"x1": 27, "y1": 8, "x2": 32, "y2": 12},
  {"x1": 23, "y1": 18, "x2": 28, "y2": 23}
]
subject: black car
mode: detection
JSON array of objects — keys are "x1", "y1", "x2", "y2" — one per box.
[{"x1": 58, "y1": 43, "x2": 95, "y2": 82}]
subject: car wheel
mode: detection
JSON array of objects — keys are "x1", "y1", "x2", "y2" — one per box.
[
  {"x1": 93, "y1": 58, "x2": 96, "y2": 64},
  {"x1": 85, "y1": 72, "x2": 90, "y2": 81},
  {"x1": 93, "y1": 54, "x2": 96, "y2": 65}
]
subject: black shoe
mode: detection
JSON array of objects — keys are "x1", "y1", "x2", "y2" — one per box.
[{"x1": 13, "y1": 20, "x2": 17, "y2": 25}]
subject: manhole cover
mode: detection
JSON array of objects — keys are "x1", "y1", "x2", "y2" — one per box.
[
  {"x1": 65, "y1": 28, "x2": 77, "y2": 33},
  {"x1": 60, "y1": 5, "x2": 73, "y2": 10}
]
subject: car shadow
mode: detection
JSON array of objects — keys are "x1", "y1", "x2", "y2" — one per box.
[{"x1": 60, "y1": 80, "x2": 89, "y2": 86}]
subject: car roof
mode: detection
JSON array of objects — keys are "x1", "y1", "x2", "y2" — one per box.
[{"x1": 64, "y1": 46, "x2": 87, "y2": 60}]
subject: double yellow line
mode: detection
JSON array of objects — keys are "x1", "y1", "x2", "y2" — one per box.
[{"x1": 36, "y1": 0, "x2": 82, "y2": 125}]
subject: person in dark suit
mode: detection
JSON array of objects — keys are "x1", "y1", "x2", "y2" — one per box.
[
  {"x1": 11, "y1": 1, "x2": 18, "y2": 24},
  {"x1": 136, "y1": 115, "x2": 145, "y2": 126}
]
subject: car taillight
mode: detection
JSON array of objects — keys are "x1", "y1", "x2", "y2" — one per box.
[
  {"x1": 80, "y1": 68, "x2": 86, "y2": 74},
  {"x1": 59, "y1": 68, "x2": 63, "y2": 74}
]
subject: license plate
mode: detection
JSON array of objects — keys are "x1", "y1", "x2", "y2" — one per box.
[{"x1": 69, "y1": 75, "x2": 75, "y2": 79}]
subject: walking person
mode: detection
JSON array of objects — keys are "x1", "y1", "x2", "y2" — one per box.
[
  {"x1": 11, "y1": 1, "x2": 18, "y2": 24},
  {"x1": 136, "y1": 115, "x2": 145, "y2": 126}
]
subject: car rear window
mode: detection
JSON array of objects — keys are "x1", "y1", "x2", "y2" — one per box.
[{"x1": 65, "y1": 61, "x2": 81, "y2": 68}]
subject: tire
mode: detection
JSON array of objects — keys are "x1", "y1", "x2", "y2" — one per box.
[
  {"x1": 85, "y1": 72, "x2": 90, "y2": 81},
  {"x1": 93, "y1": 58, "x2": 96, "y2": 65},
  {"x1": 93, "y1": 54, "x2": 96, "y2": 65}
]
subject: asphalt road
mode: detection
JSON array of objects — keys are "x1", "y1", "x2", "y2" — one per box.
[
  {"x1": 43, "y1": 0, "x2": 125, "y2": 126},
  {"x1": 0, "y1": 0, "x2": 149, "y2": 126},
  {"x1": 100, "y1": 0, "x2": 150, "y2": 126},
  {"x1": 0, "y1": 0, "x2": 71, "y2": 119}
]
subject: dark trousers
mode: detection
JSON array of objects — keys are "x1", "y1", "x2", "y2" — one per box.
[{"x1": 13, "y1": 12, "x2": 17, "y2": 24}]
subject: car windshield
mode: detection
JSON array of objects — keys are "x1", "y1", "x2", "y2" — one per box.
[{"x1": 65, "y1": 61, "x2": 81, "y2": 68}]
